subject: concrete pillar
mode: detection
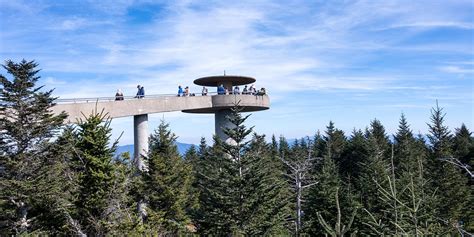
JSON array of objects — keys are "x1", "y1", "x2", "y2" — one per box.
[
  {"x1": 215, "y1": 109, "x2": 236, "y2": 145},
  {"x1": 134, "y1": 114, "x2": 149, "y2": 171}
]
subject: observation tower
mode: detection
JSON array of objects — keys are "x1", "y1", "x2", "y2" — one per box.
[
  {"x1": 183, "y1": 75, "x2": 269, "y2": 143},
  {"x1": 51, "y1": 74, "x2": 269, "y2": 170}
]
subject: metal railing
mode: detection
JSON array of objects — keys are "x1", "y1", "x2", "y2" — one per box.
[{"x1": 55, "y1": 91, "x2": 266, "y2": 104}]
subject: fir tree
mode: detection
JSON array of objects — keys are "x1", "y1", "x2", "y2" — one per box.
[
  {"x1": 196, "y1": 106, "x2": 289, "y2": 235},
  {"x1": 452, "y1": 124, "x2": 474, "y2": 232},
  {"x1": 427, "y1": 103, "x2": 470, "y2": 233},
  {"x1": 142, "y1": 120, "x2": 193, "y2": 233},
  {"x1": 0, "y1": 60, "x2": 67, "y2": 235},
  {"x1": 324, "y1": 121, "x2": 347, "y2": 163},
  {"x1": 453, "y1": 124, "x2": 473, "y2": 168},
  {"x1": 394, "y1": 113, "x2": 416, "y2": 173},
  {"x1": 341, "y1": 129, "x2": 368, "y2": 184},
  {"x1": 241, "y1": 134, "x2": 290, "y2": 235},
  {"x1": 357, "y1": 119, "x2": 392, "y2": 235},
  {"x1": 72, "y1": 109, "x2": 121, "y2": 235},
  {"x1": 312, "y1": 131, "x2": 326, "y2": 158},
  {"x1": 195, "y1": 136, "x2": 235, "y2": 234},
  {"x1": 183, "y1": 144, "x2": 200, "y2": 226},
  {"x1": 305, "y1": 122, "x2": 358, "y2": 236}
]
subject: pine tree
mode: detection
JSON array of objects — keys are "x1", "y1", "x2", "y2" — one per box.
[
  {"x1": 241, "y1": 134, "x2": 290, "y2": 235},
  {"x1": 184, "y1": 144, "x2": 200, "y2": 226},
  {"x1": 453, "y1": 124, "x2": 473, "y2": 168},
  {"x1": 394, "y1": 113, "x2": 416, "y2": 173},
  {"x1": 305, "y1": 122, "x2": 358, "y2": 236},
  {"x1": 341, "y1": 129, "x2": 368, "y2": 184},
  {"x1": 72, "y1": 109, "x2": 121, "y2": 235},
  {"x1": 0, "y1": 60, "x2": 67, "y2": 235},
  {"x1": 357, "y1": 119, "x2": 392, "y2": 235},
  {"x1": 305, "y1": 145, "x2": 342, "y2": 235},
  {"x1": 324, "y1": 121, "x2": 347, "y2": 163},
  {"x1": 452, "y1": 124, "x2": 474, "y2": 232},
  {"x1": 142, "y1": 120, "x2": 193, "y2": 233},
  {"x1": 312, "y1": 131, "x2": 326, "y2": 158},
  {"x1": 427, "y1": 103, "x2": 470, "y2": 233},
  {"x1": 195, "y1": 135, "x2": 235, "y2": 234},
  {"x1": 196, "y1": 106, "x2": 289, "y2": 235}
]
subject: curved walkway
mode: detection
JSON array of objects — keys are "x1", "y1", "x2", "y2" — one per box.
[{"x1": 52, "y1": 93, "x2": 270, "y2": 123}]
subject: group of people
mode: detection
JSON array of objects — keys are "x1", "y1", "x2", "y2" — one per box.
[
  {"x1": 178, "y1": 85, "x2": 196, "y2": 97},
  {"x1": 115, "y1": 83, "x2": 267, "y2": 101},
  {"x1": 114, "y1": 85, "x2": 144, "y2": 101},
  {"x1": 217, "y1": 84, "x2": 266, "y2": 96},
  {"x1": 177, "y1": 85, "x2": 208, "y2": 96}
]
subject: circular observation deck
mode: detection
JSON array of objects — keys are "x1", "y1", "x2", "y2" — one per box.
[
  {"x1": 182, "y1": 94, "x2": 270, "y2": 114},
  {"x1": 194, "y1": 75, "x2": 256, "y2": 87}
]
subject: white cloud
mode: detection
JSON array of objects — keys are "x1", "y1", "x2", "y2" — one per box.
[
  {"x1": 2, "y1": 0, "x2": 473, "y2": 144},
  {"x1": 439, "y1": 66, "x2": 474, "y2": 74},
  {"x1": 383, "y1": 21, "x2": 474, "y2": 30}
]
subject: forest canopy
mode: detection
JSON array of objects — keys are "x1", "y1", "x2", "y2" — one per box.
[{"x1": 0, "y1": 60, "x2": 472, "y2": 236}]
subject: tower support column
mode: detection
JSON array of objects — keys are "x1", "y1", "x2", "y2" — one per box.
[
  {"x1": 215, "y1": 109, "x2": 236, "y2": 145},
  {"x1": 134, "y1": 114, "x2": 149, "y2": 171}
]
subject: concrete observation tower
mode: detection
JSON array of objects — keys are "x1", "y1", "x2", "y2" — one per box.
[
  {"x1": 51, "y1": 75, "x2": 269, "y2": 170},
  {"x1": 183, "y1": 75, "x2": 269, "y2": 143}
]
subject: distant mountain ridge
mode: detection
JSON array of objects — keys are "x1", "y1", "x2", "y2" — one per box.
[
  {"x1": 115, "y1": 138, "x2": 319, "y2": 157},
  {"x1": 116, "y1": 142, "x2": 194, "y2": 157}
]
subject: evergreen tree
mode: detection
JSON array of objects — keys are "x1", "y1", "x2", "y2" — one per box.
[
  {"x1": 427, "y1": 103, "x2": 470, "y2": 233},
  {"x1": 142, "y1": 120, "x2": 193, "y2": 233},
  {"x1": 357, "y1": 119, "x2": 392, "y2": 235},
  {"x1": 242, "y1": 134, "x2": 290, "y2": 235},
  {"x1": 452, "y1": 124, "x2": 474, "y2": 232},
  {"x1": 394, "y1": 113, "x2": 416, "y2": 173},
  {"x1": 184, "y1": 144, "x2": 201, "y2": 226},
  {"x1": 305, "y1": 144, "x2": 342, "y2": 235},
  {"x1": 187, "y1": 137, "x2": 209, "y2": 230},
  {"x1": 341, "y1": 129, "x2": 368, "y2": 184},
  {"x1": 195, "y1": 136, "x2": 235, "y2": 234},
  {"x1": 312, "y1": 131, "x2": 326, "y2": 158},
  {"x1": 324, "y1": 121, "x2": 347, "y2": 163},
  {"x1": 453, "y1": 124, "x2": 473, "y2": 168},
  {"x1": 196, "y1": 106, "x2": 289, "y2": 235},
  {"x1": 305, "y1": 122, "x2": 358, "y2": 236},
  {"x1": 72, "y1": 109, "x2": 121, "y2": 235},
  {"x1": 0, "y1": 60, "x2": 67, "y2": 235}
]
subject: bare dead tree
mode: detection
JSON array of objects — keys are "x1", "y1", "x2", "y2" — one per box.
[
  {"x1": 439, "y1": 157, "x2": 473, "y2": 179},
  {"x1": 280, "y1": 148, "x2": 319, "y2": 237}
]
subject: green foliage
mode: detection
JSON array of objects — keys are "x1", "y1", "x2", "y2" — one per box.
[
  {"x1": 141, "y1": 120, "x2": 193, "y2": 233},
  {"x1": 453, "y1": 124, "x2": 473, "y2": 168},
  {"x1": 1, "y1": 60, "x2": 472, "y2": 236},
  {"x1": 0, "y1": 60, "x2": 67, "y2": 235},
  {"x1": 316, "y1": 187, "x2": 358, "y2": 237},
  {"x1": 341, "y1": 129, "x2": 368, "y2": 184},
  {"x1": 305, "y1": 122, "x2": 358, "y2": 236},
  {"x1": 426, "y1": 103, "x2": 471, "y2": 233},
  {"x1": 71, "y1": 109, "x2": 122, "y2": 235},
  {"x1": 356, "y1": 119, "x2": 392, "y2": 234},
  {"x1": 195, "y1": 106, "x2": 289, "y2": 235}
]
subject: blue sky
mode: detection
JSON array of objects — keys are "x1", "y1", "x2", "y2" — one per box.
[{"x1": 1, "y1": 0, "x2": 473, "y2": 145}]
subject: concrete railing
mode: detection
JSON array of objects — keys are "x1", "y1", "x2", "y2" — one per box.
[
  {"x1": 55, "y1": 92, "x2": 219, "y2": 104},
  {"x1": 51, "y1": 94, "x2": 270, "y2": 123}
]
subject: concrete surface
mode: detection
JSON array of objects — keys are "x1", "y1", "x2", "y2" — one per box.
[
  {"x1": 134, "y1": 114, "x2": 148, "y2": 171},
  {"x1": 52, "y1": 95, "x2": 269, "y2": 123}
]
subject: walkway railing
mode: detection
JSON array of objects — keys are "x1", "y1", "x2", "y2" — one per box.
[{"x1": 55, "y1": 91, "x2": 265, "y2": 104}]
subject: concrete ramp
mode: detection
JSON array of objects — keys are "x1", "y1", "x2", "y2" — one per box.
[{"x1": 51, "y1": 94, "x2": 269, "y2": 123}]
